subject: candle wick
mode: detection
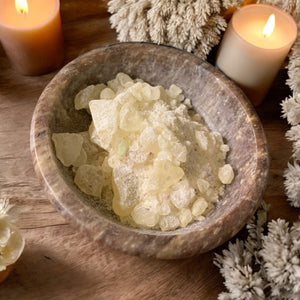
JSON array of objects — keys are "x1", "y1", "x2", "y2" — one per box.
[{"x1": 20, "y1": 9, "x2": 27, "y2": 16}]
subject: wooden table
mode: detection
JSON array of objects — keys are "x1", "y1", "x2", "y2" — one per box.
[{"x1": 0, "y1": 2, "x2": 298, "y2": 299}]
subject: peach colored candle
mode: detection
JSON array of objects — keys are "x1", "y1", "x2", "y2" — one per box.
[
  {"x1": 0, "y1": 0, "x2": 64, "y2": 75},
  {"x1": 216, "y1": 4, "x2": 297, "y2": 106}
]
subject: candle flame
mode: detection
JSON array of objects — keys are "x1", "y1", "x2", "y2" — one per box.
[
  {"x1": 262, "y1": 14, "x2": 275, "y2": 38},
  {"x1": 15, "y1": 0, "x2": 29, "y2": 16}
]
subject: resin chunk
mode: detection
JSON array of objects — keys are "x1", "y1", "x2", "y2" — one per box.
[{"x1": 52, "y1": 73, "x2": 235, "y2": 231}]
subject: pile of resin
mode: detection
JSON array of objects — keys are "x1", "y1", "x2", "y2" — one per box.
[{"x1": 52, "y1": 73, "x2": 234, "y2": 231}]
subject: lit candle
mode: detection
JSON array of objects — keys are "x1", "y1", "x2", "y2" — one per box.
[
  {"x1": 216, "y1": 4, "x2": 297, "y2": 106},
  {"x1": 0, "y1": 0, "x2": 64, "y2": 75}
]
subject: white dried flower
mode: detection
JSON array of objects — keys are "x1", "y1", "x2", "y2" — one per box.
[
  {"x1": 0, "y1": 198, "x2": 25, "y2": 272},
  {"x1": 215, "y1": 203, "x2": 300, "y2": 299},
  {"x1": 215, "y1": 240, "x2": 265, "y2": 300},
  {"x1": 286, "y1": 125, "x2": 300, "y2": 159},
  {"x1": 260, "y1": 219, "x2": 300, "y2": 299},
  {"x1": 147, "y1": 0, "x2": 174, "y2": 44},
  {"x1": 195, "y1": 15, "x2": 227, "y2": 59},
  {"x1": 286, "y1": 37, "x2": 300, "y2": 94},
  {"x1": 109, "y1": 0, "x2": 152, "y2": 42},
  {"x1": 258, "y1": 0, "x2": 300, "y2": 15},
  {"x1": 214, "y1": 203, "x2": 268, "y2": 299},
  {"x1": 281, "y1": 93, "x2": 300, "y2": 126},
  {"x1": 283, "y1": 162, "x2": 300, "y2": 207},
  {"x1": 245, "y1": 201, "x2": 270, "y2": 262},
  {"x1": 287, "y1": 47, "x2": 300, "y2": 93},
  {"x1": 286, "y1": 124, "x2": 300, "y2": 142},
  {"x1": 0, "y1": 216, "x2": 25, "y2": 272},
  {"x1": 221, "y1": 0, "x2": 242, "y2": 9},
  {"x1": 291, "y1": 140, "x2": 300, "y2": 159}
]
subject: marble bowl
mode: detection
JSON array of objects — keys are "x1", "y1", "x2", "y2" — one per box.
[{"x1": 30, "y1": 43, "x2": 269, "y2": 259}]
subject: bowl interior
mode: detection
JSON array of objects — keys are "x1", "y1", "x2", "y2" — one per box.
[{"x1": 31, "y1": 43, "x2": 269, "y2": 258}]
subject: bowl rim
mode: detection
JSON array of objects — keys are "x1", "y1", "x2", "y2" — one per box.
[{"x1": 30, "y1": 42, "x2": 269, "y2": 258}]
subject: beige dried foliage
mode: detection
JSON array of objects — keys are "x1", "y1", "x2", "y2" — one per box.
[
  {"x1": 276, "y1": 3, "x2": 300, "y2": 208},
  {"x1": 108, "y1": 0, "x2": 245, "y2": 59},
  {"x1": 259, "y1": 0, "x2": 300, "y2": 15}
]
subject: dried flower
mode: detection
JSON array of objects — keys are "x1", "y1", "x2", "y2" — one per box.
[
  {"x1": 244, "y1": 201, "x2": 270, "y2": 262},
  {"x1": 281, "y1": 93, "x2": 300, "y2": 126},
  {"x1": 287, "y1": 45, "x2": 300, "y2": 93},
  {"x1": 215, "y1": 203, "x2": 300, "y2": 299},
  {"x1": 260, "y1": 219, "x2": 300, "y2": 299},
  {"x1": 214, "y1": 203, "x2": 268, "y2": 300},
  {"x1": 286, "y1": 125, "x2": 300, "y2": 142},
  {"x1": 286, "y1": 125, "x2": 300, "y2": 159},
  {"x1": 258, "y1": 0, "x2": 300, "y2": 16},
  {"x1": 215, "y1": 240, "x2": 265, "y2": 300},
  {"x1": 283, "y1": 162, "x2": 300, "y2": 207},
  {"x1": 0, "y1": 198, "x2": 25, "y2": 273}
]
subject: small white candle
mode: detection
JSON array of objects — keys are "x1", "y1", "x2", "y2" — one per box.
[{"x1": 216, "y1": 4, "x2": 297, "y2": 106}]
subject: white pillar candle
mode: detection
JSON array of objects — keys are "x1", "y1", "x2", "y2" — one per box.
[
  {"x1": 216, "y1": 4, "x2": 297, "y2": 106},
  {"x1": 0, "y1": 0, "x2": 64, "y2": 75}
]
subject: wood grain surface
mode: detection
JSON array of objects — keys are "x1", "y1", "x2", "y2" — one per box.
[{"x1": 0, "y1": 1, "x2": 298, "y2": 299}]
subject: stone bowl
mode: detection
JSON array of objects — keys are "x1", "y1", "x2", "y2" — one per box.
[{"x1": 30, "y1": 42, "x2": 269, "y2": 259}]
